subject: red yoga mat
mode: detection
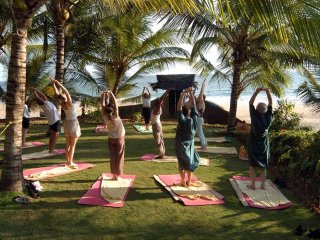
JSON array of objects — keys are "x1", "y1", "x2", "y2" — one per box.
[
  {"x1": 155, "y1": 174, "x2": 224, "y2": 206},
  {"x1": 23, "y1": 162, "x2": 95, "y2": 179},
  {"x1": 78, "y1": 174, "x2": 135, "y2": 208}
]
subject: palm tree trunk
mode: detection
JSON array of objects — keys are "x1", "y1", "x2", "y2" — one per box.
[
  {"x1": 55, "y1": 20, "x2": 65, "y2": 117},
  {"x1": 227, "y1": 62, "x2": 242, "y2": 135},
  {"x1": 112, "y1": 75, "x2": 122, "y2": 96},
  {"x1": 0, "y1": 29, "x2": 28, "y2": 191},
  {"x1": 55, "y1": 21, "x2": 65, "y2": 82}
]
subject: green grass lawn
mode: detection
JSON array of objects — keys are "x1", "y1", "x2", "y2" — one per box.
[{"x1": 0, "y1": 123, "x2": 319, "y2": 240}]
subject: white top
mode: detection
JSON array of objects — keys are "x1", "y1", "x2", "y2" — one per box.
[
  {"x1": 23, "y1": 104, "x2": 30, "y2": 118},
  {"x1": 150, "y1": 109, "x2": 162, "y2": 125},
  {"x1": 107, "y1": 117, "x2": 125, "y2": 139},
  {"x1": 142, "y1": 98, "x2": 151, "y2": 108},
  {"x1": 41, "y1": 101, "x2": 60, "y2": 125},
  {"x1": 63, "y1": 104, "x2": 78, "y2": 120}
]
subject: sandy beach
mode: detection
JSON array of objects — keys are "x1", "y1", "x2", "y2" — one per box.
[{"x1": 216, "y1": 100, "x2": 320, "y2": 131}]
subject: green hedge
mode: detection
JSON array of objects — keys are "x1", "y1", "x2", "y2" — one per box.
[{"x1": 270, "y1": 130, "x2": 320, "y2": 177}]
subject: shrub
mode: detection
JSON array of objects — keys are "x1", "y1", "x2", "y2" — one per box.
[
  {"x1": 79, "y1": 109, "x2": 104, "y2": 124},
  {"x1": 270, "y1": 99, "x2": 302, "y2": 131},
  {"x1": 270, "y1": 129, "x2": 319, "y2": 178},
  {"x1": 131, "y1": 111, "x2": 142, "y2": 122}
]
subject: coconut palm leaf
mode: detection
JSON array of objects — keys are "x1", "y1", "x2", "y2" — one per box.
[{"x1": 296, "y1": 75, "x2": 320, "y2": 112}]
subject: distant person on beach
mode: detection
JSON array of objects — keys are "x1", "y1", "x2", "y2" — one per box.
[
  {"x1": 150, "y1": 90, "x2": 169, "y2": 159},
  {"x1": 175, "y1": 87, "x2": 200, "y2": 187},
  {"x1": 32, "y1": 87, "x2": 60, "y2": 153},
  {"x1": 247, "y1": 88, "x2": 273, "y2": 190},
  {"x1": 196, "y1": 79, "x2": 207, "y2": 150},
  {"x1": 101, "y1": 90, "x2": 126, "y2": 180},
  {"x1": 51, "y1": 78, "x2": 81, "y2": 169},
  {"x1": 22, "y1": 102, "x2": 30, "y2": 147},
  {"x1": 141, "y1": 86, "x2": 151, "y2": 131}
]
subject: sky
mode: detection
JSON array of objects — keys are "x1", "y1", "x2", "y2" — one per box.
[{"x1": 0, "y1": 16, "x2": 220, "y2": 84}]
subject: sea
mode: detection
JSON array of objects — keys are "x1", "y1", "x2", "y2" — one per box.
[
  {"x1": 0, "y1": 71, "x2": 310, "y2": 105},
  {"x1": 124, "y1": 71, "x2": 309, "y2": 105}
]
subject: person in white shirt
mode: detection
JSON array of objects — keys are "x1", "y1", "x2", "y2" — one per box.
[
  {"x1": 51, "y1": 78, "x2": 81, "y2": 169},
  {"x1": 22, "y1": 102, "x2": 30, "y2": 147},
  {"x1": 101, "y1": 90, "x2": 126, "y2": 180},
  {"x1": 141, "y1": 86, "x2": 151, "y2": 131},
  {"x1": 32, "y1": 87, "x2": 60, "y2": 153}
]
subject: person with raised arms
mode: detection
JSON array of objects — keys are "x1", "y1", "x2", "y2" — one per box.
[
  {"x1": 32, "y1": 87, "x2": 60, "y2": 153},
  {"x1": 196, "y1": 79, "x2": 207, "y2": 150},
  {"x1": 150, "y1": 90, "x2": 169, "y2": 159},
  {"x1": 175, "y1": 87, "x2": 200, "y2": 187},
  {"x1": 141, "y1": 86, "x2": 151, "y2": 131},
  {"x1": 51, "y1": 78, "x2": 81, "y2": 169},
  {"x1": 247, "y1": 88, "x2": 273, "y2": 190},
  {"x1": 101, "y1": 90, "x2": 126, "y2": 180}
]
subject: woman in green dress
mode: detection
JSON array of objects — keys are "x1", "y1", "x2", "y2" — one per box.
[
  {"x1": 247, "y1": 88, "x2": 273, "y2": 190},
  {"x1": 175, "y1": 87, "x2": 200, "y2": 187}
]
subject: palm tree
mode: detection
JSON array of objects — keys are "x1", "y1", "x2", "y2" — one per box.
[
  {"x1": 0, "y1": 0, "x2": 199, "y2": 192},
  {"x1": 66, "y1": 9, "x2": 189, "y2": 96},
  {"x1": 163, "y1": 2, "x2": 317, "y2": 134},
  {"x1": 46, "y1": 0, "x2": 78, "y2": 82},
  {"x1": 1, "y1": 0, "x2": 46, "y2": 192},
  {"x1": 194, "y1": 54, "x2": 292, "y2": 97}
]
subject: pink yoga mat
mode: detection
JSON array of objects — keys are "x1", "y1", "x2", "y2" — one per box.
[
  {"x1": 156, "y1": 174, "x2": 224, "y2": 206},
  {"x1": 22, "y1": 149, "x2": 65, "y2": 161},
  {"x1": 24, "y1": 141, "x2": 46, "y2": 148},
  {"x1": 141, "y1": 154, "x2": 159, "y2": 160},
  {"x1": 23, "y1": 162, "x2": 95, "y2": 178},
  {"x1": 141, "y1": 154, "x2": 210, "y2": 166},
  {"x1": 232, "y1": 176, "x2": 292, "y2": 210},
  {"x1": 78, "y1": 174, "x2": 135, "y2": 208},
  {"x1": 95, "y1": 125, "x2": 108, "y2": 133},
  {"x1": 0, "y1": 141, "x2": 46, "y2": 152}
]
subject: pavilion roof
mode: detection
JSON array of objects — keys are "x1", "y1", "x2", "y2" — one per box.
[{"x1": 151, "y1": 74, "x2": 196, "y2": 90}]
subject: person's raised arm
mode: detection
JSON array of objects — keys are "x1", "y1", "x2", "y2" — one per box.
[
  {"x1": 101, "y1": 92, "x2": 107, "y2": 118},
  {"x1": 146, "y1": 87, "x2": 151, "y2": 98},
  {"x1": 160, "y1": 90, "x2": 169, "y2": 107},
  {"x1": 141, "y1": 86, "x2": 146, "y2": 97},
  {"x1": 265, "y1": 88, "x2": 272, "y2": 106},
  {"x1": 189, "y1": 88, "x2": 196, "y2": 108},
  {"x1": 53, "y1": 79, "x2": 72, "y2": 105},
  {"x1": 199, "y1": 79, "x2": 206, "y2": 103},
  {"x1": 108, "y1": 90, "x2": 119, "y2": 117},
  {"x1": 177, "y1": 90, "x2": 186, "y2": 111},
  {"x1": 32, "y1": 87, "x2": 48, "y2": 101},
  {"x1": 249, "y1": 88, "x2": 262, "y2": 105},
  {"x1": 50, "y1": 77, "x2": 60, "y2": 96}
]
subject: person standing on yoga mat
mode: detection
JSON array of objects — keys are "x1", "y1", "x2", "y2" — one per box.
[
  {"x1": 101, "y1": 90, "x2": 125, "y2": 180},
  {"x1": 175, "y1": 87, "x2": 200, "y2": 187},
  {"x1": 196, "y1": 79, "x2": 207, "y2": 150},
  {"x1": 32, "y1": 87, "x2": 60, "y2": 153},
  {"x1": 150, "y1": 90, "x2": 169, "y2": 159},
  {"x1": 247, "y1": 88, "x2": 273, "y2": 190},
  {"x1": 51, "y1": 78, "x2": 81, "y2": 169},
  {"x1": 142, "y1": 86, "x2": 151, "y2": 131}
]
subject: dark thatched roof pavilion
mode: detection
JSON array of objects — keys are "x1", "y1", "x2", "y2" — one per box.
[{"x1": 151, "y1": 74, "x2": 197, "y2": 91}]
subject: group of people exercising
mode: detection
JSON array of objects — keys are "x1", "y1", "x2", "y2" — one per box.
[{"x1": 24, "y1": 78, "x2": 273, "y2": 190}]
